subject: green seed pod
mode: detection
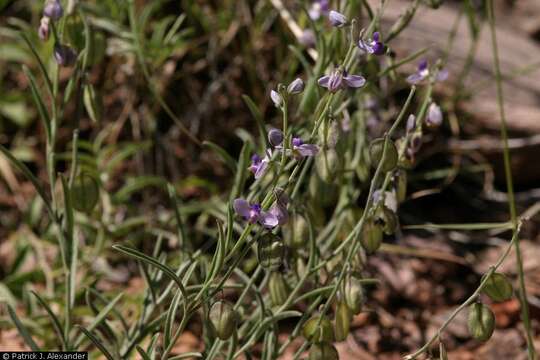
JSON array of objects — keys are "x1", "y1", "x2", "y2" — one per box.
[
  {"x1": 257, "y1": 234, "x2": 285, "y2": 271},
  {"x1": 395, "y1": 169, "x2": 407, "y2": 203},
  {"x1": 268, "y1": 272, "x2": 289, "y2": 306},
  {"x1": 209, "y1": 301, "x2": 238, "y2": 340},
  {"x1": 334, "y1": 301, "x2": 352, "y2": 341},
  {"x1": 284, "y1": 214, "x2": 309, "y2": 249},
  {"x1": 467, "y1": 302, "x2": 495, "y2": 342},
  {"x1": 70, "y1": 172, "x2": 99, "y2": 213},
  {"x1": 308, "y1": 343, "x2": 339, "y2": 360},
  {"x1": 375, "y1": 206, "x2": 398, "y2": 235},
  {"x1": 369, "y1": 138, "x2": 398, "y2": 172},
  {"x1": 309, "y1": 174, "x2": 338, "y2": 206},
  {"x1": 481, "y1": 272, "x2": 513, "y2": 302},
  {"x1": 315, "y1": 148, "x2": 339, "y2": 183},
  {"x1": 361, "y1": 219, "x2": 383, "y2": 254},
  {"x1": 303, "y1": 316, "x2": 334, "y2": 343},
  {"x1": 344, "y1": 275, "x2": 365, "y2": 314}
]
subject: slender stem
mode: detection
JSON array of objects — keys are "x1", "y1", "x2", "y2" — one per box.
[
  {"x1": 404, "y1": 224, "x2": 522, "y2": 359},
  {"x1": 486, "y1": 2, "x2": 536, "y2": 359}
]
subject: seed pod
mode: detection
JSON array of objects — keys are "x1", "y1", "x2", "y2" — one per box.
[
  {"x1": 285, "y1": 214, "x2": 309, "y2": 249},
  {"x1": 308, "y1": 343, "x2": 339, "y2": 360},
  {"x1": 309, "y1": 174, "x2": 338, "y2": 206},
  {"x1": 269, "y1": 272, "x2": 289, "y2": 306},
  {"x1": 361, "y1": 219, "x2": 383, "y2": 254},
  {"x1": 315, "y1": 148, "x2": 339, "y2": 183},
  {"x1": 344, "y1": 275, "x2": 365, "y2": 314},
  {"x1": 467, "y1": 303, "x2": 495, "y2": 342},
  {"x1": 375, "y1": 206, "x2": 398, "y2": 235},
  {"x1": 303, "y1": 316, "x2": 334, "y2": 343},
  {"x1": 394, "y1": 170, "x2": 407, "y2": 203},
  {"x1": 369, "y1": 138, "x2": 398, "y2": 172},
  {"x1": 209, "y1": 301, "x2": 238, "y2": 340},
  {"x1": 71, "y1": 172, "x2": 99, "y2": 213},
  {"x1": 257, "y1": 233, "x2": 285, "y2": 271},
  {"x1": 481, "y1": 272, "x2": 513, "y2": 302},
  {"x1": 334, "y1": 301, "x2": 352, "y2": 341}
]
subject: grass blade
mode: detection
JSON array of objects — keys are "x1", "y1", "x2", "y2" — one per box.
[{"x1": 6, "y1": 304, "x2": 40, "y2": 351}]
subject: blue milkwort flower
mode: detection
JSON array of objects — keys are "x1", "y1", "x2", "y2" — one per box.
[
  {"x1": 318, "y1": 69, "x2": 366, "y2": 93},
  {"x1": 426, "y1": 102, "x2": 443, "y2": 127},
  {"x1": 233, "y1": 198, "x2": 288, "y2": 228},
  {"x1": 268, "y1": 128, "x2": 284, "y2": 147},
  {"x1": 249, "y1": 153, "x2": 270, "y2": 179},
  {"x1": 328, "y1": 10, "x2": 347, "y2": 27},
  {"x1": 406, "y1": 59, "x2": 448, "y2": 84},
  {"x1": 270, "y1": 90, "x2": 283, "y2": 107},
  {"x1": 299, "y1": 29, "x2": 316, "y2": 48},
  {"x1": 291, "y1": 137, "x2": 319, "y2": 158},
  {"x1": 287, "y1": 78, "x2": 304, "y2": 95},
  {"x1": 308, "y1": 0, "x2": 329, "y2": 20},
  {"x1": 43, "y1": 0, "x2": 63, "y2": 20},
  {"x1": 358, "y1": 31, "x2": 385, "y2": 55},
  {"x1": 54, "y1": 44, "x2": 77, "y2": 67},
  {"x1": 38, "y1": 17, "x2": 50, "y2": 41}
]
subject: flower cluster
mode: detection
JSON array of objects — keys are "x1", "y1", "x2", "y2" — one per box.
[
  {"x1": 38, "y1": 0, "x2": 77, "y2": 67},
  {"x1": 234, "y1": 190, "x2": 289, "y2": 229}
]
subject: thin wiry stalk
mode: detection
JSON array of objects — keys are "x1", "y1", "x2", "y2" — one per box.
[{"x1": 486, "y1": 1, "x2": 536, "y2": 358}]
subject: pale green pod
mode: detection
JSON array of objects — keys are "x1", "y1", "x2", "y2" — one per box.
[
  {"x1": 209, "y1": 301, "x2": 238, "y2": 340},
  {"x1": 467, "y1": 303, "x2": 495, "y2": 342}
]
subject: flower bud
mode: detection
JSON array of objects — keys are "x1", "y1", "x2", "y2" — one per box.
[
  {"x1": 303, "y1": 316, "x2": 334, "y2": 343},
  {"x1": 43, "y1": 0, "x2": 63, "y2": 21},
  {"x1": 334, "y1": 301, "x2": 352, "y2": 341},
  {"x1": 38, "y1": 17, "x2": 51, "y2": 41},
  {"x1": 344, "y1": 275, "x2": 365, "y2": 314},
  {"x1": 54, "y1": 44, "x2": 77, "y2": 67},
  {"x1": 257, "y1": 233, "x2": 285, "y2": 271},
  {"x1": 329, "y1": 10, "x2": 347, "y2": 27},
  {"x1": 268, "y1": 128, "x2": 284, "y2": 147},
  {"x1": 467, "y1": 302, "x2": 495, "y2": 342},
  {"x1": 369, "y1": 138, "x2": 398, "y2": 172},
  {"x1": 71, "y1": 172, "x2": 99, "y2": 214},
  {"x1": 406, "y1": 114, "x2": 416, "y2": 133},
  {"x1": 439, "y1": 342, "x2": 448, "y2": 360},
  {"x1": 481, "y1": 272, "x2": 513, "y2": 302},
  {"x1": 269, "y1": 272, "x2": 289, "y2": 306},
  {"x1": 270, "y1": 90, "x2": 283, "y2": 107},
  {"x1": 287, "y1": 78, "x2": 304, "y2": 95},
  {"x1": 361, "y1": 219, "x2": 383, "y2": 254},
  {"x1": 209, "y1": 300, "x2": 238, "y2": 340},
  {"x1": 308, "y1": 343, "x2": 339, "y2": 360},
  {"x1": 426, "y1": 102, "x2": 443, "y2": 128}
]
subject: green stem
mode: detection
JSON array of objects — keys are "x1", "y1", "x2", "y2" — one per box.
[{"x1": 486, "y1": 2, "x2": 536, "y2": 359}]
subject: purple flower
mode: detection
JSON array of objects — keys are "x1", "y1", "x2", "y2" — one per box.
[
  {"x1": 406, "y1": 114, "x2": 416, "y2": 133},
  {"x1": 299, "y1": 29, "x2": 316, "y2": 48},
  {"x1": 233, "y1": 199, "x2": 283, "y2": 228},
  {"x1": 358, "y1": 31, "x2": 385, "y2": 55},
  {"x1": 328, "y1": 10, "x2": 347, "y2": 27},
  {"x1": 287, "y1": 78, "x2": 304, "y2": 95},
  {"x1": 291, "y1": 137, "x2": 319, "y2": 158},
  {"x1": 426, "y1": 103, "x2": 443, "y2": 127},
  {"x1": 43, "y1": 0, "x2": 63, "y2": 21},
  {"x1": 318, "y1": 69, "x2": 366, "y2": 93},
  {"x1": 38, "y1": 17, "x2": 50, "y2": 41},
  {"x1": 268, "y1": 128, "x2": 284, "y2": 147},
  {"x1": 270, "y1": 90, "x2": 283, "y2": 107},
  {"x1": 53, "y1": 44, "x2": 77, "y2": 67},
  {"x1": 407, "y1": 59, "x2": 448, "y2": 84},
  {"x1": 249, "y1": 153, "x2": 270, "y2": 179},
  {"x1": 308, "y1": 0, "x2": 329, "y2": 20}
]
